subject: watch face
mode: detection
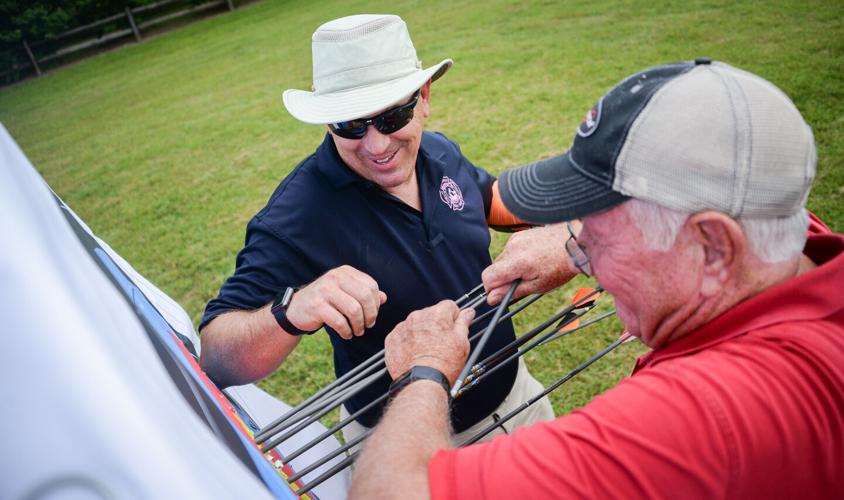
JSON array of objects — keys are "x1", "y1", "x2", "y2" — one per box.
[
  {"x1": 282, "y1": 287, "x2": 295, "y2": 307},
  {"x1": 271, "y1": 286, "x2": 315, "y2": 336},
  {"x1": 271, "y1": 292, "x2": 284, "y2": 312},
  {"x1": 273, "y1": 287, "x2": 295, "y2": 311}
]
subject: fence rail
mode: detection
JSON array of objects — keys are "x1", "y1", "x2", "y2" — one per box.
[{"x1": 1, "y1": 0, "x2": 236, "y2": 83}]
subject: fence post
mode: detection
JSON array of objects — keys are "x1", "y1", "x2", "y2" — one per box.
[
  {"x1": 226, "y1": 0, "x2": 235, "y2": 11},
  {"x1": 126, "y1": 7, "x2": 142, "y2": 42},
  {"x1": 22, "y1": 40, "x2": 41, "y2": 76}
]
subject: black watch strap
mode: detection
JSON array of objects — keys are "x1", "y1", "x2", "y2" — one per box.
[
  {"x1": 271, "y1": 286, "x2": 319, "y2": 336},
  {"x1": 388, "y1": 365, "x2": 452, "y2": 403}
]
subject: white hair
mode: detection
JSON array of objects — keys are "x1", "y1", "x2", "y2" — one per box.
[{"x1": 624, "y1": 198, "x2": 809, "y2": 263}]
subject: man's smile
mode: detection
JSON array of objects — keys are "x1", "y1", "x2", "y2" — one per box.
[{"x1": 371, "y1": 150, "x2": 399, "y2": 167}]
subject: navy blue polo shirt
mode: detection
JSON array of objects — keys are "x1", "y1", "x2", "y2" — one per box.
[{"x1": 202, "y1": 131, "x2": 518, "y2": 431}]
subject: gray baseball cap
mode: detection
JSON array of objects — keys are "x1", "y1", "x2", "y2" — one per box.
[{"x1": 499, "y1": 59, "x2": 816, "y2": 223}]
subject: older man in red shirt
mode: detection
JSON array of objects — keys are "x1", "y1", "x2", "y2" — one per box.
[{"x1": 348, "y1": 59, "x2": 844, "y2": 499}]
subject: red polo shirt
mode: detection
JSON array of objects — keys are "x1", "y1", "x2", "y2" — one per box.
[{"x1": 429, "y1": 219, "x2": 844, "y2": 499}]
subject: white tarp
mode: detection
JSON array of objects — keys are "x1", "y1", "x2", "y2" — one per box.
[{"x1": 0, "y1": 123, "x2": 276, "y2": 499}]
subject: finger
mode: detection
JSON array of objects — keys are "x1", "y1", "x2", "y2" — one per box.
[
  {"x1": 456, "y1": 308, "x2": 475, "y2": 330},
  {"x1": 483, "y1": 259, "x2": 527, "y2": 303},
  {"x1": 486, "y1": 285, "x2": 507, "y2": 305},
  {"x1": 455, "y1": 309, "x2": 474, "y2": 357},
  {"x1": 364, "y1": 288, "x2": 386, "y2": 327},
  {"x1": 320, "y1": 303, "x2": 354, "y2": 339},
  {"x1": 328, "y1": 292, "x2": 366, "y2": 336},
  {"x1": 341, "y1": 268, "x2": 385, "y2": 328},
  {"x1": 439, "y1": 299, "x2": 460, "y2": 317},
  {"x1": 338, "y1": 279, "x2": 380, "y2": 330},
  {"x1": 481, "y1": 263, "x2": 507, "y2": 295},
  {"x1": 340, "y1": 266, "x2": 383, "y2": 305},
  {"x1": 339, "y1": 264, "x2": 381, "y2": 290},
  {"x1": 444, "y1": 300, "x2": 471, "y2": 340},
  {"x1": 447, "y1": 299, "x2": 462, "y2": 320},
  {"x1": 489, "y1": 275, "x2": 541, "y2": 304},
  {"x1": 336, "y1": 265, "x2": 381, "y2": 297},
  {"x1": 487, "y1": 282, "x2": 524, "y2": 305}
]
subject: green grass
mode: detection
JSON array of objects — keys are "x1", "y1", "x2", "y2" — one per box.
[{"x1": 1, "y1": 0, "x2": 842, "y2": 423}]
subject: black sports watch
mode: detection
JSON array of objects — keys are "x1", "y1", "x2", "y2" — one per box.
[
  {"x1": 388, "y1": 365, "x2": 452, "y2": 403},
  {"x1": 271, "y1": 286, "x2": 319, "y2": 336}
]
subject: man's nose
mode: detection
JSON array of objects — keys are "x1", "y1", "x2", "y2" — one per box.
[{"x1": 361, "y1": 125, "x2": 390, "y2": 154}]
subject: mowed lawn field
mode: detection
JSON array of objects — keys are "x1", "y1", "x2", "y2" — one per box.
[{"x1": 1, "y1": 0, "x2": 842, "y2": 424}]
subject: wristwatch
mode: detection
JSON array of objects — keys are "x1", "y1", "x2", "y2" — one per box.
[
  {"x1": 388, "y1": 365, "x2": 452, "y2": 403},
  {"x1": 271, "y1": 286, "x2": 318, "y2": 336}
]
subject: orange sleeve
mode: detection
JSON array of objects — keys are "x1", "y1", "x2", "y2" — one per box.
[
  {"x1": 487, "y1": 180, "x2": 536, "y2": 232},
  {"x1": 807, "y1": 210, "x2": 831, "y2": 235}
]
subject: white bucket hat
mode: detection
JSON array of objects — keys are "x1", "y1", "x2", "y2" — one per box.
[{"x1": 282, "y1": 14, "x2": 453, "y2": 125}]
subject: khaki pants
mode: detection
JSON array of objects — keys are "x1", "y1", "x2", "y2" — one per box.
[{"x1": 340, "y1": 359, "x2": 554, "y2": 453}]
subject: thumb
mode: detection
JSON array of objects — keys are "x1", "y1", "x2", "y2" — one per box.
[
  {"x1": 455, "y1": 308, "x2": 475, "y2": 334},
  {"x1": 486, "y1": 287, "x2": 505, "y2": 306},
  {"x1": 481, "y1": 265, "x2": 502, "y2": 293},
  {"x1": 379, "y1": 291, "x2": 388, "y2": 304}
]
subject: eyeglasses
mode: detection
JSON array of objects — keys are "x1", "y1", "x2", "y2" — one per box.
[
  {"x1": 565, "y1": 222, "x2": 592, "y2": 277},
  {"x1": 328, "y1": 90, "x2": 420, "y2": 140}
]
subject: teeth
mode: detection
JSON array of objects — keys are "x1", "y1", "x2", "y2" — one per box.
[{"x1": 373, "y1": 151, "x2": 397, "y2": 165}]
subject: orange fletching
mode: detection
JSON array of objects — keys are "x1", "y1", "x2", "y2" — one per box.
[
  {"x1": 571, "y1": 287, "x2": 600, "y2": 306},
  {"x1": 559, "y1": 317, "x2": 581, "y2": 333}
]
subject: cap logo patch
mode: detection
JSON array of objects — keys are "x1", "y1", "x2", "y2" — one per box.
[
  {"x1": 439, "y1": 176, "x2": 464, "y2": 211},
  {"x1": 577, "y1": 98, "x2": 603, "y2": 138}
]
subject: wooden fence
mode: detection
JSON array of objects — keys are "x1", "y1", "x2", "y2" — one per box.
[{"x1": 2, "y1": 0, "x2": 236, "y2": 83}]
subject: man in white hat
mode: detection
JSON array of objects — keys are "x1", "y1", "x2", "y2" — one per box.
[
  {"x1": 349, "y1": 59, "x2": 844, "y2": 498},
  {"x1": 199, "y1": 14, "x2": 553, "y2": 445}
]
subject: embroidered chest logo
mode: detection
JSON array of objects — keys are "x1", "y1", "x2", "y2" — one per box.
[{"x1": 439, "y1": 176, "x2": 464, "y2": 211}]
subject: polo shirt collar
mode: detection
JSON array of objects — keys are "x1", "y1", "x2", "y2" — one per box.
[
  {"x1": 315, "y1": 133, "x2": 365, "y2": 190},
  {"x1": 635, "y1": 232, "x2": 844, "y2": 370},
  {"x1": 418, "y1": 134, "x2": 448, "y2": 167}
]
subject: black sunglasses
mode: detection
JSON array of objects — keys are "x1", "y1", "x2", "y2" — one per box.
[{"x1": 329, "y1": 90, "x2": 420, "y2": 140}]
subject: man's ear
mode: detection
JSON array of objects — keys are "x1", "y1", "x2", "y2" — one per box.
[
  {"x1": 686, "y1": 211, "x2": 746, "y2": 297},
  {"x1": 418, "y1": 80, "x2": 432, "y2": 119}
]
